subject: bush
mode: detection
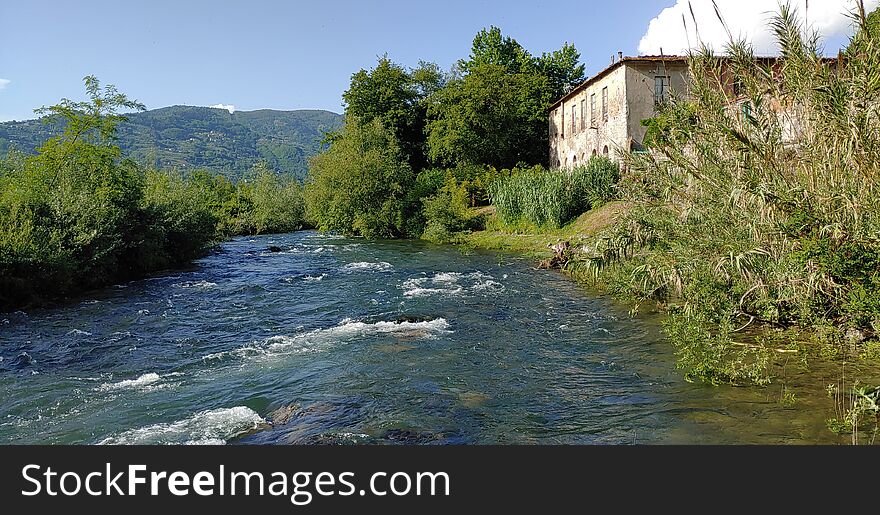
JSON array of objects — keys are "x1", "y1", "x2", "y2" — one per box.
[
  {"x1": 490, "y1": 157, "x2": 620, "y2": 229},
  {"x1": 421, "y1": 176, "x2": 485, "y2": 243},
  {"x1": 304, "y1": 117, "x2": 418, "y2": 238},
  {"x1": 236, "y1": 163, "x2": 306, "y2": 235},
  {"x1": 569, "y1": 156, "x2": 620, "y2": 209}
]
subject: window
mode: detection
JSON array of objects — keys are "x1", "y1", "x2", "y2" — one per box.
[
  {"x1": 654, "y1": 76, "x2": 670, "y2": 105},
  {"x1": 601, "y1": 87, "x2": 609, "y2": 122},
  {"x1": 580, "y1": 99, "x2": 585, "y2": 130},
  {"x1": 561, "y1": 107, "x2": 565, "y2": 138},
  {"x1": 571, "y1": 105, "x2": 576, "y2": 134},
  {"x1": 603, "y1": 145, "x2": 609, "y2": 157},
  {"x1": 590, "y1": 94, "x2": 596, "y2": 126}
]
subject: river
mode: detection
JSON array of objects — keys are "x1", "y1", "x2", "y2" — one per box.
[{"x1": 0, "y1": 231, "x2": 844, "y2": 444}]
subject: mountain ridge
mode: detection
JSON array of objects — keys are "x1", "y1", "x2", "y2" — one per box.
[{"x1": 0, "y1": 105, "x2": 343, "y2": 180}]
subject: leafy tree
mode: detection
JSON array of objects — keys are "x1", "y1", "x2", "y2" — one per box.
[
  {"x1": 457, "y1": 26, "x2": 535, "y2": 75},
  {"x1": 537, "y1": 43, "x2": 586, "y2": 100},
  {"x1": 304, "y1": 117, "x2": 417, "y2": 238},
  {"x1": 241, "y1": 162, "x2": 305, "y2": 235},
  {"x1": 342, "y1": 57, "x2": 444, "y2": 170},
  {"x1": 426, "y1": 27, "x2": 583, "y2": 169},
  {"x1": 426, "y1": 63, "x2": 553, "y2": 168}
]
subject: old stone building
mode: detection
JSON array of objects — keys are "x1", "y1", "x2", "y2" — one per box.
[{"x1": 549, "y1": 56, "x2": 688, "y2": 168}]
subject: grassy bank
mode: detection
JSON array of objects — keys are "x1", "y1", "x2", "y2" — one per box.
[{"x1": 461, "y1": 202, "x2": 629, "y2": 260}]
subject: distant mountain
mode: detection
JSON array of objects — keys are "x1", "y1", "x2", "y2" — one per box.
[{"x1": 0, "y1": 106, "x2": 343, "y2": 180}]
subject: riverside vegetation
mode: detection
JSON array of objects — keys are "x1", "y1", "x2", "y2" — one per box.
[
  {"x1": 303, "y1": 6, "x2": 880, "y2": 441},
  {"x1": 0, "y1": 77, "x2": 307, "y2": 309},
  {"x1": 4, "y1": 7, "x2": 879, "y2": 442}
]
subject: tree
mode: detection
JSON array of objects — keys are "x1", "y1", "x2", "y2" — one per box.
[
  {"x1": 426, "y1": 27, "x2": 584, "y2": 169},
  {"x1": 426, "y1": 63, "x2": 552, "y2": 168},
  {"x1": 242, "y1": 162, "x2": 305, "y2": 235},
  {"x1": 457, "y1": 26, "x2": 534, "y2": 75},
  {"x1": 537, "y1": 43, "x2": 586, "y2": 100},
  {"x1": 304, "y1": 117, "x2": 417, "y2": 238},
  {"x1": 342, "y1": 57, "x2": 444, "y2": 170}
]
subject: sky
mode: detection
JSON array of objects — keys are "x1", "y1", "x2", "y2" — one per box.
[{"x1": 0, "y1": 0, "x2": 872, "y2": 121}]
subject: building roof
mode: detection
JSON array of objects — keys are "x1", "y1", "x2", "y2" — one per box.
[{"x1": 550, "y1": 56, "x2": 687, "y2": 111}]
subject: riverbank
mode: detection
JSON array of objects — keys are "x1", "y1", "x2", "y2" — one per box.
[
  {"x1": 456, "y1": 202, "x2": 880, "y2": 443},
  {"x1": 460, "y1": 202, "x2": 630, "y2": 261}
]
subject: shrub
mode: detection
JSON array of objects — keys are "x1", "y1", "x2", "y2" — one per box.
[
  {"x1": 304, "y1": 116, "x2": 418, "y2": 238},
  {"x1": 421, "y1": 176, "x2": 484, "y2": 243},
  {"x1": 490, "y1": 157, "x2": 620, "y2": 229}
]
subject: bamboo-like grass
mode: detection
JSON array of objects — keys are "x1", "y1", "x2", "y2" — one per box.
[
  {"x1": 570, "y1": 1, "x2": 880, "y2": 386},
  {"x1": 489, "y1": 157, "x2": 619, "y2": 229}
]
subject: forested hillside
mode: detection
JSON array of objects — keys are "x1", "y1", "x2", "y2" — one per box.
[{"x1": 0, "y1": 106, "x2": 342, "y2": 180}]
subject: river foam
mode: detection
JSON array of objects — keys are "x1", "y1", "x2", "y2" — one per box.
[
  {"x1": 97, "y1": 406, "x2": 266, "y2": 445},
  {"x1": 203, "y1": 318, "x2": 452, "y2": 363},
  {"x1": 402, "y1": 272, "x2": 504, "y2": 298},
  {"x1": 97, "y1": 372, "x2": 184, "y2": 392},
  {"x1": 342, "y1": 261, "x2": 393, "y2": 272},
  {"x1": 174, "y1": 280, "x2": 218, "y2": 290}
]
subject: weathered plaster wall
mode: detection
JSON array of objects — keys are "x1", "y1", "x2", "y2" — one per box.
[
  {"x1": 624, "y1": 61, "x2": 689, "y2": 149},
  {"x1": 549, "y1": 66, "x2": 629, "y2": 169}
]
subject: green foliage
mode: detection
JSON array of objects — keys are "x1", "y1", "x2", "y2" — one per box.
[
  {"x1": 426, "y1": 63, "x2": 553, "y2": 168},
  {"x1": 421, "y1": 176, "x2": 485, "y2": 243},
  {"x1": 665, "y1": 310, "x2": 771, "y2": 386},
  {"x1": 490, "y1": 157, "x2": 620, "y2": 228},
  {"x1": 0, "y1": 106, "x2": 342, "y2": 181},
  {"x1": 237, "y1": 163, "x2": 306, "y2": 235},
  {"x1": 568, "y1": 156, "x2": 620, "y2": 209},
  {"x1": 342, "y1": 57, "x2": 443, "y2": 170},
  {"x1": 0, "y1": 78, "x2": 308, "y2": 310},
  {"x1": 640, "y1": 102, "x2": 698, "y2": 149},
  {"x1": 827, "y1": 382, "x2": 880, "y2": 445},
  {"x1": 304, "y1": 117, "x2": 417, "y2": 238},
  {"x1": 0, "y1": 77, "x2": 201, "y2": 308},
  {"x1": 425, "y1": 26, "x2": 583, "y2": 169},
  {"x1": 306, "y1": 26, "x2": 585, "y2": 240},
  {"x1": 576, "y1": 5, "x2": 880, "y2": 385}
]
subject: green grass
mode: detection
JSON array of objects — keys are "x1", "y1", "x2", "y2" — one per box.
[{"x1": 462, "y1": 201, "x2": 630, "y2": 259}]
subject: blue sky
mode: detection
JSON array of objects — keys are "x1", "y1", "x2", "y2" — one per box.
[{"x1": 0, "y1": 0, "x2": 864, "y2": 121}]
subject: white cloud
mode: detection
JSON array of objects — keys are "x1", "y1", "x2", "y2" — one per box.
[
  {"x1": 209, "y1": 103, "x2": 236, "y2": 114},
  {"x1": 0, "y1": 79, "x2": 10, "y2": 91},
  {"x1": 638, "y1": 0, "x2": 879, "y2": 55}
]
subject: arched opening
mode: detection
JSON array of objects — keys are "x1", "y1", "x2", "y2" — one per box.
[
  {"x1": 572, "y1": 155, "x2": 577, "y2": 167},
  {"x1": 591, "y1": 149, "x2": 597, "y2": 157},
  {"x1": 603, "y1": 146, "x2": 609, "y2": 157}
]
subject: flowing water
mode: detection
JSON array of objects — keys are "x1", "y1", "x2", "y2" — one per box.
[{"x1": 0, "y1": 232, "x2": 848, "y2": 444}]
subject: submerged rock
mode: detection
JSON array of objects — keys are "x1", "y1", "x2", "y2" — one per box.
[
  {"x1": 267, "y1": 246, "x2": 284, "y2": 253},
  {"x1": 11, "y1": 352, "x2": 35, "y2": 369}
]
